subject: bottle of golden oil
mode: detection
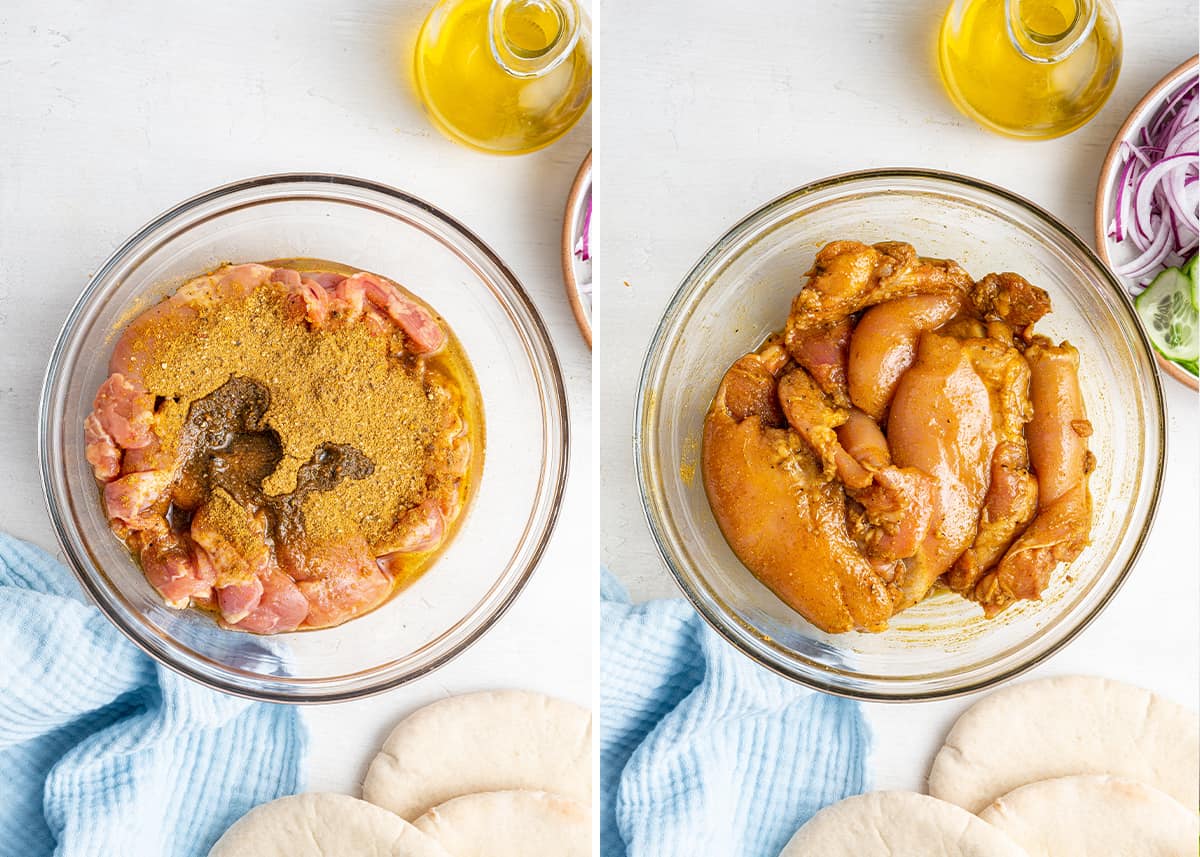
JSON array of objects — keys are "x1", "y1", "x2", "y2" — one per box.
[
  {"x1": 414, "y1": 0, "x2": 591, "y2": 155},
  {"x1": 938, "y1": 0, "x2": 1121, "y2": 140}
]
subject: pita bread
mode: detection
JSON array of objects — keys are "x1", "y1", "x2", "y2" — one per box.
[
  {"x1": 413, "y1": 790, "x2": 589, "y2": 857},
  {"x1": 207, "y1": 793, "x2": 450, "y2": 857},
  {"x1": 777, "y1": 791, "x2": 1028, "y2": 856},
  {"x1": 979, "y1": 775, "x2": 1198, "y2": 856},
  {"x1": 362, "y1": 690, "x2": 591, "y2": 820},
  {"x1": 928, "y1": 675, "x2": 1198, "y2": 813}
]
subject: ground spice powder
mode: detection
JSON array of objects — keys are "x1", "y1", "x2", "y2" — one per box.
[{"x1": 129, "y1": 278, "x2": 448, "y2": 549}]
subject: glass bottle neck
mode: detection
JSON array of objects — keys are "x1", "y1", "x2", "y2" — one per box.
[
  {"x1": 489, "y1": 0, "x2": 582, "y2": 78},
  {"x1": 1005, "y1": 0, "x2": 1097, "y2": 63}
]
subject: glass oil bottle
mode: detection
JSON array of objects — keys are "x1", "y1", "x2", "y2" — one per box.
[
  {"x1": 414, "y1": 0, "x2": 591, "y2": 155},
  {"x1": 938, "y1": 0, "x2": 1122, "y2": 139}
]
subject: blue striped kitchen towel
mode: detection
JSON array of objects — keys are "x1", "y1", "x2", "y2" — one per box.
[
  {"x1": 600, "y1": 568, "x2": 869, "y2": 857},
  {"x1": 0, "y1": 532, "x2": 305, "y2": 857}
]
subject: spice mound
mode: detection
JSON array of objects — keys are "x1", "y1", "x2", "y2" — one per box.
[
  {"x1": 702, "y1": 240, "x2": 1094, "y2": 634},
  {"x1": 85, "y1": 261, "x2": 481, "y2": 633}
]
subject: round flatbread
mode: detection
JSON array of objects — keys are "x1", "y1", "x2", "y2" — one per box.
[
  {"x1": 413, "y1": 790, "x2": 589, "y2": 857},
  {"x1": 778, "y1": 791, "x2": 1028, "y2": 856},
  {"x1": 208, "y1": 793, "x2": 451, "y2": 857},
  {"x1": 362, "y1": 690, "x2": 592, "y2": 820},
  {"x1": 928, "y1": 675, "x2": 1198, "y2": 813},
  {"x1": 979, "y1": 775, "x2": 1198, "y2": 856}
]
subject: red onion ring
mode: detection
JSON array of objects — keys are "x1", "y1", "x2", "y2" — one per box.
[{"x1": 1108, "y1": 74, "x2": 1199, "y2": 290}]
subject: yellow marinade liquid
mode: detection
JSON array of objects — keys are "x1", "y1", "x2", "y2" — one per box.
[
  {"x1": 938, "y1": 0, "x2": 1121, "y2": 139},
  {"x1": 414, "y1": 0, "x2": 591, "y2": 154}
]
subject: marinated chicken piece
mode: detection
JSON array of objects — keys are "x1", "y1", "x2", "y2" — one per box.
[
  {"x1": 304, "y1": 272, "x2": 346, "y2": 290},
  {"x1": 950, "y1": 441, "x2": 1039, "y2": 594},
  {"x1": 271, "y1": 267, "x2": 330, "y2": 327},
  {"x1": 703, "y1": 421, "x2": 897, "y2": 634},
  {"x1": 140, "y1": 533, "x2": 216, "y2": 609},
  {"x1": 835, "y1": 407, "x2": 891, "y2": 470},
  {"x1": 269, "y1": 267, "x2": 302, "y2": 290},
  {"x1": 424, "y1": 371, "x2": 474, "y2": 525},
  {"x1": 852, "y1": 467, "x2": 939, "y2": 564},
  {"x1": 175, "y1": 263, "x2": 275, "y2": 309},
  {"x1": 84, "y1": 414, "x2": 121, "y2": 482},
  {"x1": 228, "y1": 567, "x2": 309, "y2": 634},
  {"x1": 947, "y1": 333, "x2": 1039, "y2": 594},
  {"x1": 784, "y1": 240, "x2": 972, "y2": 344},
  {"x1": 122, "y1": 430, "x2": 179, "y2": 478},
  {"x1": 330, "y1": 275, "x2": 368, "y2": 322},
  {"x1": 384, "y1": 498, "x2": 447, "y2": 554},
  {"x1": 888, "y1": 332, "x2": 997, "y2": 608},
  {"x1": 108, "y1": 301, "x2": 199, "y2": 384},
  {"x1": 104, "y1": 469, "x2": 173, "y2": 530},
  {"x1": 1019, "y1": 341, "x2": 1092, "y2": 503},
  {"x1": 345, "y1": 272, "x2": 446, "y2": 353},
  {"x1": 108, "y1": 264, "x2": 276, "y2": 382},
  {"x1": 968, "y1": 272, "x2": 1052, "y2": 334},
  {"x1": 836, "y1": 410, "x2": 938, "y2": 563},
  {"x1": 376, "y1": 377, "x2": 472, "y2": 559},
  {"x1": 975, "y1": 341, "x2": 1093, "y2": 614},
  {"x1": 294, "y1": 536, "x2": 393, "y2": 629},
  {"x1": 703, "y1": 344, "x2": 897, "y2": 634},
  {"x1": 777, "y1": 371, "x2": 937, "y2": 564},
  {"x1": 787, "y1": 317, "x2": 854, "y2": 407},
  {"x1": 776, "y1": 367, "x2": 858, "y2": 484},
  {"x1": 444, "y1": 433, "x2": 472, "y2": 491},
  {"x1": 216, "y1": 576, "x2": 264, "y2": 625},
  {"x1": 92, "y1": 373, "x2": 155, "y2": 450},
  {"x1": 847, "y1": 294, "x2": 963, "y2": 420},
  {"x1": 190, "y1": 490, "x2": 274, "y2": 625},
  {"x1": 715, "y1": 339, "x2": 789, "y2": 426},
  {"x1": 374, "y1": 497, "x2": 460, "y2": 582}
]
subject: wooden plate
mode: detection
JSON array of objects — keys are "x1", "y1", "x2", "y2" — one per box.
[
  {"x1": 1094, "y1": 55, "x2": 1199, "y2": 391},
  {"x1": 561, "y1": 151, "x2": 592, "y2": 348}
]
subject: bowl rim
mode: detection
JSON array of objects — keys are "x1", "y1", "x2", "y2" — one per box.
[
  {"x1": 635, "y1": 166, "x2": 1167, "y2": 702},
  {"x1": 38, "y1": 171, "x2": 570, "y2": 704},
  {"x1": 561, "y1": 151, "x2": 593, "y2": 348},
  {"x1": 1093, "y1": 54, "x2": 1199, "y2": 391}
]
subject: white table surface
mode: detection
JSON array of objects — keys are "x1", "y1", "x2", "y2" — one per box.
[
  {"x1": 597, "y1": 0, "x2": 1199, "y2": 793},
  {"x1": 0, "y1": 0, "x2": 592, "y2": 797}
]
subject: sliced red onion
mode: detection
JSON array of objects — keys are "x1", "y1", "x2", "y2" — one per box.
[
  {"x1": 1109, "y1": 73, "x2": 1199, "y2": 291},
  {"x1": 1116, "y1": 217, "x2": 1173, "y2": 279},
  {"x1": 1135, "y1": 154, "x2": 1197, "y2": 231},
  {"x1": 1129, "y1": 140, "x2": 1155, "y2": 168},
  {"x1": 574, "y1": 195, "x2": 591, "y2": 262},
  {"x1": 1109, "y1": 149, "x2": 1139, "y2": 243},
  {"x1": 1152, "y1": 80, "x2": 1198, "y2": 136}
]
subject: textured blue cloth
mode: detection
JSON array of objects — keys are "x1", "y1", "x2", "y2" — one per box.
[
  {"x1": 600, "y1": 569, "x2": 869, "y2": 857},
  {"x1": 0, "y1": 533, "x2": 306, "y2": 857}
]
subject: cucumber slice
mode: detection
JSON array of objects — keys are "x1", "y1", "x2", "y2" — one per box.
[
  {"x1": 1185, "y1": 252, "x2": 1198, "y2": 311},
  {"x1": 1135, "y1": 266, "x2": 1199, "y2": 363}
]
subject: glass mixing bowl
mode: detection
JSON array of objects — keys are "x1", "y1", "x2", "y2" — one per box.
[
  {"x1": 40, "y1": 174, "x2": 568, "y2": 703},
  {"x1": 636, "y1": 169, "x2": 1165, "y2": 701}
]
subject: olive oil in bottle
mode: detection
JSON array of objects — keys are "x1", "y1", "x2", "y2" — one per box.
[
  {"x1": 938, "y1": 0, "x2": 1122, "y2": 140},
  {"x1": 414, "y1": 0, "x2": 591, "y2": 155}
]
